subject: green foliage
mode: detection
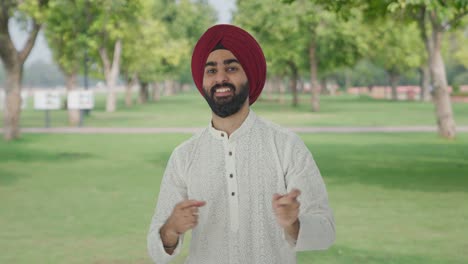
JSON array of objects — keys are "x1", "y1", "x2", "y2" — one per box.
[
  {"x1": 235, "y1": 0, "x2": 366, "y2": 78},
  {"x1": 450, "y1": 24, "x2": 468, "y2": 69},
  {"x1": 235, "y1": 0, "x2": 304, "y2": 76},
  {"x1": 366, "y1": 19, "x2": 424, "y2": 76},
  {"x1": 388, "y1": 0, "x2": 468, "y2": 29},
  {"x1": 347, "y1": 60, "x2": 389, "y2": 86},
  {"x1": 121, "y1": 0, "x2": 216, "y2": 83},
  {"x1": 452, "y1": 72, "x2": 468, "y2": 89},
  {"x1": 45, "y1": 0, "x2": 91, "y2": 74},
  {"x1": 16, "y1": 0, "x2": 49, "y2": 23}
]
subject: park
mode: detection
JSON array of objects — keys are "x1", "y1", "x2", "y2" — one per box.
[{"x1": 1, "y1": 0, "x2": 468, "y2": 263}]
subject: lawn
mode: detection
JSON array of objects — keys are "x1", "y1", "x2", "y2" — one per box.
[
  {"x1": 1, "y1": 133, "x2": 467, "y2": 264},
  {"x1": 7, "y1": 91, "x2": 468, "y2": 128}
]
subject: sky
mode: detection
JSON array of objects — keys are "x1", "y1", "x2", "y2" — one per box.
[{"x1": 10, "y1": 0, "x2": 236, "y2": 66}]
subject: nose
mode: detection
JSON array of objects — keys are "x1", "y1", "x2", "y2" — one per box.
[{"x1": 214, "y1": 70, "x2": 228, "y2": 85}]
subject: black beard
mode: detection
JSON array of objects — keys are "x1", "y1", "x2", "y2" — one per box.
[{"x1": 203, "y1": 82, "x2": 249, "y2": 118}]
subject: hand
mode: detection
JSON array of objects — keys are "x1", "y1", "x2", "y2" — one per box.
[
  {"x1": 272, "y1": 189, "x2": 301, "y2": 229},
  {"x1": 160, "y1": 200, "x2": 205, "y2": 251}
]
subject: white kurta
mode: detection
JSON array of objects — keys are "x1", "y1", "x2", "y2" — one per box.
[{"x1": 147, "y1": 110, "x2": 335, "y2": 264}]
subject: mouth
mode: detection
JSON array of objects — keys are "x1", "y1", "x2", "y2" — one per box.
[{"x1": 213, "y1": 86, "x2": 234, "y2": 98}]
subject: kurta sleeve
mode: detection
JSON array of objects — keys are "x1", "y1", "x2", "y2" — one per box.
[
  {"x1": 147, "y1": 150, "x2": 188, "y2": 264},
  {"x1": 284, "y1": 135, "x2": 336, "y2": 251}
]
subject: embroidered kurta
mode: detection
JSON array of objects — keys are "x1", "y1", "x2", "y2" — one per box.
[{"x1": 147, "y1": 111, "x2": 335, "y2": 264}]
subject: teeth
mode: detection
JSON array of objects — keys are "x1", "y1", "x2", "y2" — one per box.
[{"x1": 216, "y1": 88, "x2": 231, "y2": 93}]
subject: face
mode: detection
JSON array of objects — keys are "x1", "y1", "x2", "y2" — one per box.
[{"x1": 202, "y1": 49, "x2": 249, "y2": 118}]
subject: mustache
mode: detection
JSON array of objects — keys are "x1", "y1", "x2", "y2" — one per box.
[{"x1": 210, "y1": 83, "x2": 236, "y2": 96}]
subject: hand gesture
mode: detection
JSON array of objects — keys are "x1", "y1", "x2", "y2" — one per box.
[
  {"x1": 272, "y1": 189, "x2": 301, "y2": 228},
  {"x1": 160, "y1": 200, "x2": 205, "y2": 251}
]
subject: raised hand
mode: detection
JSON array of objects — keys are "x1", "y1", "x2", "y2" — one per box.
[
  {"x1": 272, "y1": 189, "x2": 301, "y2": 229},
  {"x1": 160, "y1": 200, "x2": 206, "y2": 253}
]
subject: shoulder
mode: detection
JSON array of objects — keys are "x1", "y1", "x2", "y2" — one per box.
[
  {"x1": 254, "y1": 114, "x2": 303, "y2": 145},
  {"x1": 172, "y1": 128, "x2": 208, "y2": 158}
]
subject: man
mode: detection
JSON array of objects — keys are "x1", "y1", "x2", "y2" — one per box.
[{"x1": 147, "y1": 24, "x2": 335, "y2": 264}]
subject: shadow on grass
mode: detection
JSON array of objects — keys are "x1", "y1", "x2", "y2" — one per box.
[
  {"x1": 297, "y1": 245, "x2": 462, "y2": 264},
  {"x1": 0, "y1": 147, "x2": 94, "y2": 163},
  {"x1": 0, "y1": 139, "x2": 95, "y2": 185},
  {"x1": 312, "y1": 141, "x2": 468, "y2": 193},
  {"x1": 0, "y1": 168, "x2": 23, "y2": 185}
]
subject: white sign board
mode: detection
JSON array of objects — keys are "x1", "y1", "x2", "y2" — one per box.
[
  {"x1": 21, "y1": 91, "x2": 28, "y2": 109},
  {"x1": 34, "y1": 90, "x2": 61, "y2": 110},
  {"x1": 0, "y1": 90, "x2": 29, "y2": 110},
  {"x1": 68, "y1": 90, "x2": 94, "y2": 110}
]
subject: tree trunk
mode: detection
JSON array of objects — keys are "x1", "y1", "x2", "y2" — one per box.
[
  {"x1": 345, "y1": 69, "x2": 352, "y2": 91},
  {"x1": 164, "y1": 79, "x2": 174, "y2": 96},
  {"x1": 65, "y1": 72, "x2": 80, "y2": 126},
  {"x1": 99, "y1": 39, "x2": 122, "y2": 113},
  {"x1": 288, "y1": 61, "x2": 298, "y2": 107},
  {"x1": 419, "y1": 65, "x2": 431, "y2": 101},
  {"x1": 174, "y1": 81, "x2": 181, "y2": 94},
  {"x1": 265, "y1": 79, "x2": 273, "y2": 100},
  {"x1": 3, "y1": 66, "x2": 22, "y2": 140},
  {"x1": 152, "y1": 82, "x2": 161, "y2": 102},
  {"x1": 0, "y1": 14, "x2": 41, "y2": 140},
  {"x1": 125, "y1": 73, "x2": 137, "y2": 107},
  {"x1": 272, "y1": 76, "x2": 281, "y2": 101},
  {"x1": 309, "y1": 40, "x2": 320, "y2": 112},
  {"x1": 430, "y1": 28, "x2": 456, "y2": 139},
  {"x1": 320, "y1": 78, "x2": 327, "y2": 95},
  {"x1": 139, "y1": 82, "x2": 149, "y2": 104},
  {"x1": 418, "y1": 9, "x2": 456, "y2": 138},
  {"x1": 279, "y1": 77, "x2": 286, "y2": 104},
  {"x1": 389, "y1": 71, "x2": 399, "y2": 101}
]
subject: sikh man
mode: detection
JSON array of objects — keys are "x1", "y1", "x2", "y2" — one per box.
[{"x1": 147, "y1": 24, "x2": 335, "y2": 264}]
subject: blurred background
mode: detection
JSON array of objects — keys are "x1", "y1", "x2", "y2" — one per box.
[{"x1": 1, "y1": 0, "x2": 467, "y2": 263}]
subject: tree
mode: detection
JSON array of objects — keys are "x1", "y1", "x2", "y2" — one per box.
[
  {"x1": 155, "y1": 0, "x2": 216, "y2": 94},
  {"x1": 86, "y1": 0, "x2": 143, "y2": 112},
  {"x1": 400, "y1": 1, "x2": 467, "y2": 138},
  {"x1": 366, "y1": 19, "x2": 423, "y2": 100},
  {"x1": 235, "y1": 0, "x2": 365, "y2": 110},
  {"x1": 0, "y1": 0, "x2": 48, "y2": 140},
  {"x1": 311, "y1": 0, "x2": 468, "y2": 138},
  {"x1": 45, "y1": 0, "x2": 94, "y2": 125}
]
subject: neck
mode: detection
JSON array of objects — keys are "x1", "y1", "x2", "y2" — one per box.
[{"x1": 211, "y1": 100, "x2": 250, "y2": 137}]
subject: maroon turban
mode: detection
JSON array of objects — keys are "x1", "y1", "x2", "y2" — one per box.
[{"x1": 191, "y1": 24, "x2": 267, "y2": 105}]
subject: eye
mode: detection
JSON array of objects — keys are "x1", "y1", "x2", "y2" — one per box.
[
  {"x1": 206, "y1": 68, "x2": 216, "y2": 74},
  {"x1": 227, "y1": 66, "x2": 238, "y2": 72}
]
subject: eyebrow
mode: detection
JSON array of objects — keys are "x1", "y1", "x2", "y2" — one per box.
[{"x1": 205, "y1": 59, "x2": 240, "y2": 68}]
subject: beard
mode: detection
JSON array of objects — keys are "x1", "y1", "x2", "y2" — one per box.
[{"x1": 203, "y1": 81, "x2": 249, "y2": 118}]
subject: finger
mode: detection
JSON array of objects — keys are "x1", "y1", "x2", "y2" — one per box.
[
  {"x1": 288, "y1": 188, "x2": 301, "y2": 199},
  {"x1": 178, "y1": 200, "x2": 206, "y2": 210},
  {"x1": 276, "y1": 195, "x2": 300, "y2": 206},
  {"x1": 272, "y1": 193, "x2": 283, "y2": 201}
]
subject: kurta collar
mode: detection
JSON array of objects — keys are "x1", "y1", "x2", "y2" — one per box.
[{"x1": 208, "y1": 110, "x2": 256, "y2": 141}]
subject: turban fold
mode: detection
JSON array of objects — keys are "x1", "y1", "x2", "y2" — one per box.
[{"x1": 191, "y1": 24, "x2": 267, "y2": 105}]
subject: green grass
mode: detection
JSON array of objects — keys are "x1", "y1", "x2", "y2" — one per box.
[
  {"x1": 7, "y1": 91, "x2": 468, "y2": 128},
  {"x1": 1, "y1": 133, "x2": 467, "y2": 263}
]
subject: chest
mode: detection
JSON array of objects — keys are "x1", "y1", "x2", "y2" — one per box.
[{"x1": 185, "y1": 139, "x2": 286, "y2": 205}]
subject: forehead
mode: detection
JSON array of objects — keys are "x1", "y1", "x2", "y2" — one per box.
[{"x1": 206, "y1": 49, "x2": 239, "y2": 63}]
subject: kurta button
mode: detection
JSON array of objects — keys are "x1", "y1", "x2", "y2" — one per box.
[
  {"x1": 231, "y1": 192, "x2": 235, "y2": 196},
  {"x1": 229, "y1": 151, "x2": 232, "y2": 156},
  {"x1": 221, "y1": 133, "x2": 224, "y2": 137},
  {"x1": 230, "y1": 174, "x2": 233, "y2": 178}
]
